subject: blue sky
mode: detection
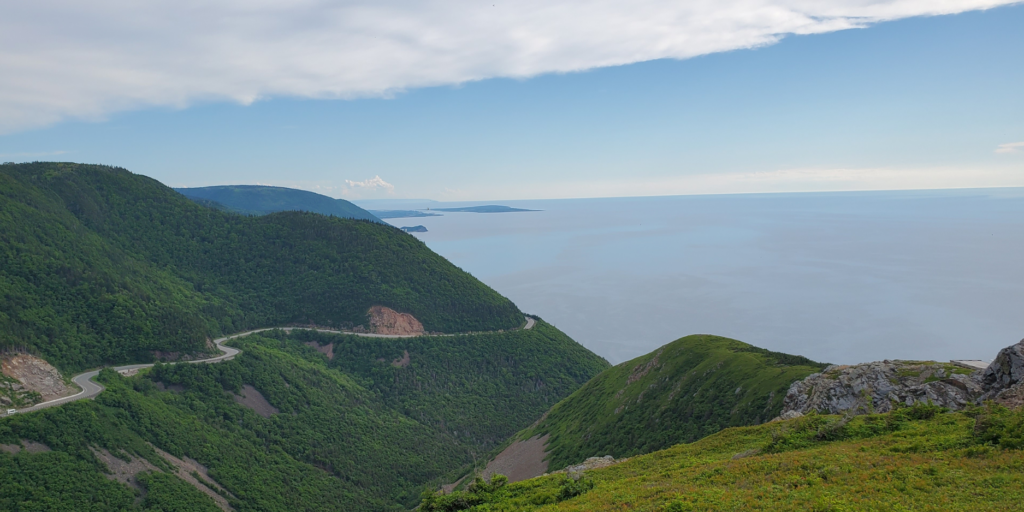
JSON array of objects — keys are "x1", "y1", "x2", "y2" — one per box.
[{"x1": 1, "y1": 2, "x2": 1022, "y2": 200}]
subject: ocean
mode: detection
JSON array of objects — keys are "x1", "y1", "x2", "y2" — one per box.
[{"x1": 374, "y1": 188, "x2": 1024, "y2": 366}]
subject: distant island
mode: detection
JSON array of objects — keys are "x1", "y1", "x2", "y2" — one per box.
[
  {"x1": 400, "y1": 225, "x2": 428, "y2": 233},
  {"x1": 433, "y1": 205, "x2": 538, "y2": 213},
  {"x1": 370, "y1": 210, "x2": 443, "y2": 219},
  {"x1": 369, "y1": 205, "x2": 538, "y2": 218}
]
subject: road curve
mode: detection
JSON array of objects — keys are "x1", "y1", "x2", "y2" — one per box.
[{"x1": 2, "y1": 316, "x2": 535, "y2": 417}]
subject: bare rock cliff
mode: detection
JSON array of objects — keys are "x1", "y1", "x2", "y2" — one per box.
[
  {"x1": 979, "y1": 340, "x2": 1024, "y2": 407},
  {"x1": 980, "y1": 341, "x2": 1024, "y2": 397},
  {"x1": 367, "y1": 306, "x2": 424, "y2": 336},
  {"x1": 2, "y1": 354, "x2": 72, "y2": 403}
]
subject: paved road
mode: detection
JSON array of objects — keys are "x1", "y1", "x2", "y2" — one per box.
[{"x1": 1, "y1": 316, "x2": 535, "y2": 417}]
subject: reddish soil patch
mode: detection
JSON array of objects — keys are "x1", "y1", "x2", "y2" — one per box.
[
  {"x1": 391, "y1": 350, "x2": 411, "y2": 368},
  {"x1": 304, "y1": 341, "x2": 335, "y2": 360},
  {"x1": 2, "y1": 354, "x2": 73, "y2": 401},
  {"x1": 481, "y1": 434, "x2": 550, "y2": 483},
  {"x1": 368, "y1": 306, "x2": 424, "y2": 335},
  {"x1": 229, "y1": 384, "x2": 279, "y2": 418}
]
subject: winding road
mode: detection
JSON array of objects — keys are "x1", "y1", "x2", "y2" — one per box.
[{"x1": 2, "y1": 316, "x2": 536, "y2": 417}]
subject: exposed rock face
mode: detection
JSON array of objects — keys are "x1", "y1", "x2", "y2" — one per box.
[
  {"x1": 304, "y1": 341, "x2": 335, "y2": 360},
  {"x1": 781, "y1": 361, "x2": 983, "y2": 416},
  {"x1": 779, "y1": 338, "x2": 1024, "y2": 418},
  {"x1": 229, "y1": 384, "x2": 279, "y2": 418},
  {"x1": 980, "y1": 339, "x2": 1024, "y2": 402},
  {"x1": 367, "y1": 306, "x2": 424, "y2": 335},
  {"x1": 391, "y1": 350, "x2": 411, "y2": 368},
  {"x1": 2, "y1": 354, "x2": 72, "y2": 402},
  {"x1": 559, "y1": 455, "x2": 624, "y2": 477}
]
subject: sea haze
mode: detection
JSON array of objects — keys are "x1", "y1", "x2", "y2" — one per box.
[{"x1": 371, "y1": 188, "x2": 1024, "y2": 366}]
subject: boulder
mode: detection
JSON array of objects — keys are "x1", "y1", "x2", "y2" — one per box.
[{"x1": 979, "y1": 339, "x2": 1024, "y2": 401}]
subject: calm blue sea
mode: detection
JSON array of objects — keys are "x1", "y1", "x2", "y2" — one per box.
[{"x1": 374, "y1": 188, "x2": 1024, "y2": 366}]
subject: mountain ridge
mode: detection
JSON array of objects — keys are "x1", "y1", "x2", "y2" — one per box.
[
  {"x1": 175, "y1": 184, "x2": 382, "y2": 222},
  {"x1": 0, "y1": 162, "x2": 523, "y2": 372}
]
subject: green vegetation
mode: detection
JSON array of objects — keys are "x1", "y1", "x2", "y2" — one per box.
[
  {"x1": 426, "y1": 403, "x2": 1024, "y2": 511},
  {"x1": 175, "y1": 184, "x2": 382, "y2": 222},
  {"x1": 0, "y1": 322, "x2": 605, "y2": 511},
  {"x1": 519, "y1": 335, "x2": 826, "y2": 470},
  {"x1": 0, "y1": 162, "x2": 522, "y2": 372},
  {"x1": 0, "y1": 449, "x2": 140, "y2": 511},
  {"x1": 136, "y1": 472, "x2": 222, "y2": 512},
  {"x1": 0, "y1": 373, "x2": 41, "y2": 408},
  {"x1": 419, "y1": 473, "x2": 596, "y2": 512},
  {"x1": 284, "y1": 320, "x2": 609, "y2": 449}
]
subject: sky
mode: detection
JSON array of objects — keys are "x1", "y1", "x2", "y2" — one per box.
[{"x1": 1, "y1": 1, "x2": 1022, "y2": 200}]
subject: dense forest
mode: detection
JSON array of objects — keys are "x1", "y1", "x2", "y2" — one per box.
[
  {"x1": 517, "y1": 335, "x2": 826, "y2": 470},
  {"x1": 0, "y1": 162, "x2": 523, "y2": 372},
  {"x1": 0, "y1": 323, "x2": 606, "y2": 511},
  {"x1": 175, "y1": 184, "x2": 382, "y2": 222}
]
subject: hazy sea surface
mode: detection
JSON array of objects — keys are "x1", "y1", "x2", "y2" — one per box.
[{"x1": 379, "y1": 189, "x2": 1024, "y2": 366}]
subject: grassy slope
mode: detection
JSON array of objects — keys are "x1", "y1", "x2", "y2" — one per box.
[
  {"x1": 175, "y1": 185, "x2": 382, "y2": 222},
  {"x1": 521, "y1": 335, "x2": 826, "y2": 470},
  {"x1": 0, "y1": 162, "x2": 522, "y2": 371},
  {"x1": 428, "y1": 404, "x2": 1024, "y2": 511},
  {"x1": 0, "y1": 324, "x2": 607, "y2": 511}
]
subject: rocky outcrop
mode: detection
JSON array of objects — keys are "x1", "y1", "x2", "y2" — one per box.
[
  {"x1": 781, "y1": 361, "x2": 983, "y2": 416},
  {"x1": 367, "y1": 306, "x2": 424, "y2": 335},
  {"x1": 229, "y1": 384, "x2": 279, "y2": 418},
  {"x1": 980, "y1": 339, "x2": 1024, "y2": 402},
  {"x1": 778, "y1": 338, "x2": 1024, "y2": 418},
  {"x1": 2, "y1": 353, "x2": 72, "y2": 402},
  {"x1": 558, "y1": 455, "x2": 624, "y2": 478}
]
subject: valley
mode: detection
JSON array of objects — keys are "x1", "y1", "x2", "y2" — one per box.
[{"x1": 1, "y1": 162, "x2": 1022, "y2": 511}]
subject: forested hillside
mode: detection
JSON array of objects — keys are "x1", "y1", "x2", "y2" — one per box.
[
  {"x1": 0, "y1": 324, "x2": 607, "y2": 511},
  {"x1": 518, "y1": 335, "x2": 826, "y2": 470},
  {"x1": 175, "y1": 184, "x2": 381, "y2": 222},
  {"x1": 287, "y1": 320, "x2": 609, "y2": 450},
  {"x1": 0, "y1": 162, "x2": 522, "y2": 371}
]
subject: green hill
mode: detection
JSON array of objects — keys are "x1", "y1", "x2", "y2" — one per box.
[
  {"x1": 422, "y1": 403, "x2": 1024, "y2": 511},
  {"x1": 175, "y1": 184, "x2": 382, "y2": 222},
  {"x1": 0, "y1": 161, "x2": 610, "y2": 510},
  {"x1": 517, "y1": 335, "x2": 826, "y2": 470},
  {"x1": 289, "y1": 320, "x2": 609, "y2": 449},
  {"x1": 0, "y1": 162, "x2": 523, "y2": 372},
  {"x1": 1, "y1": 323, "x2": 608, "y2": 511}
]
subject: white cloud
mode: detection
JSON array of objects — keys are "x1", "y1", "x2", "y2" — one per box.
[
  {"x1": 0, "y1": 0, "x2": 1018, "y2": 133},
  {"x1": 345, "y1": 175, "x2": 395, "y2": 193},
  {"x1": 996, "y1": 141, "x2": 1024, "y2": 154}
]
